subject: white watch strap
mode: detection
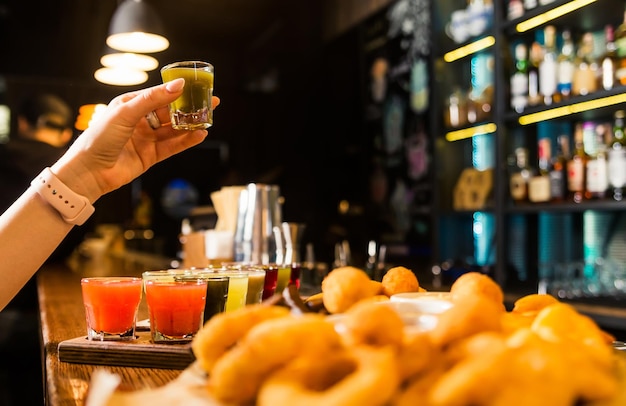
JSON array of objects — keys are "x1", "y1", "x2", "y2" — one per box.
[{"x1": 31, "y1": 168, "x2": 95, "y2": 226}]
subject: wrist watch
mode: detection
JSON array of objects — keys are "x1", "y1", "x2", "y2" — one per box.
[{"x1": 30, "y1": 167, "x2": 95, "y2": 226}]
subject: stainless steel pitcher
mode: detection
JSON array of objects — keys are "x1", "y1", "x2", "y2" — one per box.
[{"x1": 233, "y1": 183, "x2": 282, "y2": 264}]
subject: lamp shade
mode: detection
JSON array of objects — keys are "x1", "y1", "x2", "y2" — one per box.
[
  {"x1": 94, "y1": 67, "x2": 149, "y2": 86},
  {"x1": 100, "y1": 52, "x2": 159, "y2": 71},
  {"x1": 106, "y1": 0, "x2": 169, "y2": 53}
]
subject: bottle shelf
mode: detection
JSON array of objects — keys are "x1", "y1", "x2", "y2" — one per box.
[
  {"x1": 507, "y1": 198, "x2": 626, "y2": 213},
  {"x1": 503, "y1": 0, "x2": 622, "y2": 35},
  {"x1": 504, "y1": 86, "x2": 626, "y2": 125}
]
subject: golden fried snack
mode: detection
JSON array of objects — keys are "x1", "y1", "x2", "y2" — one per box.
[
  {"x1": 257, "y1": 347, "x2": 399, "y2": 406},
  {"x1": 429, "y1": 293, "x2": 504, "y2": 348},
  {"x1": 392, "y1": 363, "x2": 447, "y2": 406},
  {"x1": 208, "y1": 314, "x2": 342, "y2": 404},
  {"x1": 191, "y1": 304, "x2": 290, "y2": 373},
  {"x1": 499, "y1": 293, "x2": 560, "y2": 335},
  {"x1": 381, "y1": 266, "x2": 420, "y2": 297},
  {"x1": 512, "y1": 293, "x2": 559, "y2": 315},
  {"x1": 509, "y1": 328, "x2": 618, "y2": 405},
  {"x1": 442, "y1": 331, "x2": 507, "y2": 367},
  {"x1": 396, "y1": 331, "x2": 439, "y2": 382},
  {"x1": 370, "y1": 280, "x2": 384, "y2": 295},
  {"x1": 500, "y1": 311, "x2": 535, "y2": 334},
  {"x1": 449, "y1": 272, "x2": 504, "y2": 307},
  {"x1": 341, "y1": 300, "x2": 405, "y2": 349},
  {"x1": 430, "y1": 329, "x2": 576, "y2": 406},
  {"x1": 322, "y1": 266, "x2": 380, "y2": 313},
  {"x1": 531, "y1": 302, "x2": 614, "y2": 347}
]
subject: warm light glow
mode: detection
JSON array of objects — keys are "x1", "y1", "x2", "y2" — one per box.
[
  {"x1": 75, "y1": 104, "x2": 108, "y2": 131},
  {"x1": 518, "y1": 93, "x2": 626, "y2": 125},
  {"x1": 445, "y1": 123, "x2": 497, "y2": 142},
  {"x1": 516, "y1": 0, "x2": 597, "y2": 32},
  {"x1": 100, "y1": 52, "x2": 159, "y2": 71},
  {"x1": 94, "y1": 67, "x2": 149, "y2": 86},
  {"x1": 444, "y1": 36, "x2": 496, "y2": 63},
  {"x1": 106, "y1": 32, "x2": 169, "y2": 54}
]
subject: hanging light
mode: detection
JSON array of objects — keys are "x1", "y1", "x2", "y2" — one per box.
[
  {"x1": 100, "y1": 51, "x2": 159, "y2": 72},
  {"x1": 106, "y1": 0, "x2": 169, "y2": 53},
  {"x1": 94, "y1": 67, "x2": 149, "y2": 86}
]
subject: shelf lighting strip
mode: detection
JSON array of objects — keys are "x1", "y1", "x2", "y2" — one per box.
[
  {"x1": 518, "y1": 93, "x2": 626, "y2": 125},
  {"x1": 443, "y1": 36, "x2": 496, "y2": 63},
  {"x1": 445, "y1": 123, "x2": 497, "y2": 142},
  {"x1": 515, "y1": 0, "x2": 597, "y2": 32}
]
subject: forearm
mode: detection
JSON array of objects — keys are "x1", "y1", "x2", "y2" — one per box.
[{"x1": 0, "y1": 186, "x2": 74, "y2": 310}]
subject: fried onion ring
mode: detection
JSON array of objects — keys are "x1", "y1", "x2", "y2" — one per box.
[
  {"x1": 208, "y1": 314, "x2": 343, "y2": 404},
  {"x1": 430, "y1": 293, "x2": 503, "y2": 348},
  {"x1": 191, "y1": 304, "x2": 290, "y2": 373},
  {"x1": 340, "y1": 300, "x2": 405, "y2": 349},
  {"x1": 257, "y1": 347, "x2": 399, "y2": 406}
]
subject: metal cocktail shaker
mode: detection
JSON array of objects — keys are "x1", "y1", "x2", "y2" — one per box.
[{"x1": 233, "y1": 183, "x2": 282, "y2": 264}]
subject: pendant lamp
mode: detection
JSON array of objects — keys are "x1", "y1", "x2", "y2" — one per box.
[
  {"x1": 106, "y1": 0, "x2": 169, "y2": 53},
  {"x1": 94, "y1": 67, "x2": 149, "y2": 86},
  {"x1": 100, "y1": 51, "x2": 159, "y2": 72}
]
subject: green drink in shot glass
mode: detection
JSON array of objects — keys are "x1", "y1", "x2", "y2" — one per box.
[
  {"x1": 245, "y1": 268, "x2": 266, "y2": 305},
  {"x1": 161, "y1": 60, "x2": 214, "y2": 130},
  {"x1": 276, "y1": 264, "x2": 291, "y2": 295}
]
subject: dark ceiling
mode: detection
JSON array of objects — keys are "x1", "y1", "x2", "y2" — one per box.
[{"x1": 0, "y1": 0, "x2": 324, "y2": 103}]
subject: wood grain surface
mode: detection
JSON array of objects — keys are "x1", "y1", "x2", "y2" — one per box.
[
  {"x1": 38, "y1": 259, "x2": 181, "y2": 406},
  {"x1": 58, "y1": 332, "x2": 195, "y2": 370}
]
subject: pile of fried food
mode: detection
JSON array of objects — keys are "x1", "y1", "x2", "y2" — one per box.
[{"x1": 189, "y1": 266, "x2": 626, "y2": 406}]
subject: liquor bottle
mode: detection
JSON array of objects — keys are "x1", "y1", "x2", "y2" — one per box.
[
  {"x1": 528, "y1": 138, "x2": 551, "y2": 203},
  {"x1": 608, "y1": 110, "x2": 626, "y2": 201},
  {"x1": 556, "y1": 29, "x2": 575, "y2": 102},
  {"x1": 615, "y1": 5, "x2": 626, "y2": 85},
  {"x1": 600, "y1": 25, "x2": 617, "y2": 91},
  {"x1": 539, "y1": 25, "x2": 558, "y2": 105},
  {"x1": 523, "y1": 0, "x2": 537, "y2": 11},
  {"x1": 508, "y1": 0, "x2": 524, "y2": 20},
  {"x1": 585, "y1": 123, "x2": 609, "y2": 200},
  {"x1": 567, "y1": 123, "x2": 588, "y2": 203},
  {"x1": 572, "y1": 32, "x2": 598, "y2": 96},
  {"x1": 510, "y1": 43, "x2": 529, "y2": 113},
  {"x1": 549, "y1": 134, "x2": 569, "y2": 201},
  {"x1": 528, "y1": 42, "x2": 543, "y2": 106},
  {"x1": 510, "y1": 147, "x2": 535, "y2": 202}
]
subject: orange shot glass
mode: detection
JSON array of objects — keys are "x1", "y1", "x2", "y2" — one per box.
[
  {"x1": 81, "y1": 277, "x2": 143, "y2": 341},
  {"x1": 144, "y1": 278, "x2": 208, "y2": 343}
]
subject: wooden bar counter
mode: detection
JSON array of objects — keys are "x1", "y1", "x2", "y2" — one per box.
[{"x1": 37, "y1": 251, "x2": 182, "y2": 405}]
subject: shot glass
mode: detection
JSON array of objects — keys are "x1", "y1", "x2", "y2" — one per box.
[
  {"x1": 276, "y1": 264, "x2": 292, "y2": 295},
  {"x1": 144, "y1": 269, "x2": 228, "y2": 324},
  {"x1": 81, "y1": 277, "x2": 143, "y2": 341},
  {"x1": 221, "y1": 262, "x2": 265, "y2": 305},
  {"x1": 254, "y1": 263, "x2": 279, "y2": 300},
  {"x1": 289, "y1": 263, "x2": 302, "y2": 290},
  {"x1": 143, "y1": 272, "x2": 208, "y2": 343},
  {"x1": 199, "y1": 268, "x2": 249, "y2": 312},
  {"x1": 161, "y1": 60, "x2": 214, "y2": 130},
  {"x1": 181, "y1": 272, "x2": 229, "y2": 323},
  {"x1": 244, "y1": 268, "x2": 266, "y2": 304}
]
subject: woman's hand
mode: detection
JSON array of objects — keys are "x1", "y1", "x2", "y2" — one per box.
[{"x1": 51, "y1": 79, "x2": 220, "y2": 202}]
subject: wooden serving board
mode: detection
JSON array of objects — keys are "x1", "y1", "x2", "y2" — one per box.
[{"x1": 58, "y1": 331, "x2": 195, "y2": 370}]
